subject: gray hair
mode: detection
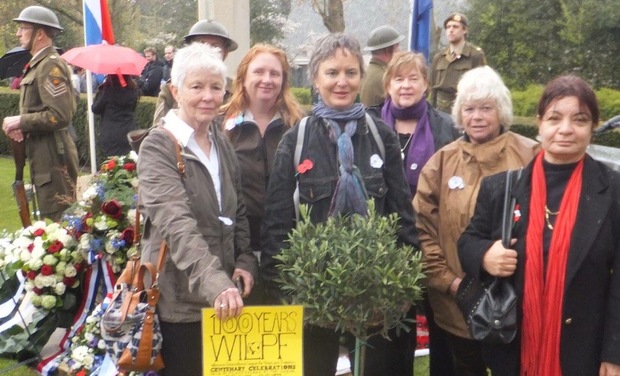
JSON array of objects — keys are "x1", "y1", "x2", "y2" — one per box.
[
  {"x1": 307, "y1": 33, "x2": 365, "y2": 82},
  {"x1": 452, "y1": 66, "x2": 513, "y2": 130},
  {"x1": 170, "y1": 42, "x2": 227, "y2": 90}
]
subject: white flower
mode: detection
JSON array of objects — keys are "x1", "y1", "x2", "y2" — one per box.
[
  {"x1": 97, "y1": 339, "x2": 106, "y2": 349},
  {"x1": 82, "y1": 185, "x2": 99, "y2": 201},
  {"x1": 55, "y1": 261, "x2": 67, "y2": 274},
  {"x1": 43, "y1": 254, "x2": 58, "y2": 266},
  {"x1": 129, "y1": 150, "x2": 138, "y2": 161},
  {"x1": 131, "y1": 177, "x2": 139, "y2": 188},
  {"x1": 94, "y1": 216, "x2": 109, "y2": 231},
  {"x1": 19, "y1": 250, "x2": 31, "y2": 262},
  {"x1": 54, "y1": 282, "x2": 66, "y2": 295},
  {"x1": 84, "y1": 332, "x2": 95, "y2": 342},
  {"x1": 28, "y1": 258, "x2": 43, "y2": 271},
  {"x1": 30, "y1": 294, "x2": 42, "y2": 306},
  {"x1": 58, "y1": 248, "x2": 71, "y2": 262},
  {"x1": 41, "y1": 295, "x2": 57, "y2": 309},
  {"x1": 64, "y1": 265, "x2": 77, "y2": 278}
]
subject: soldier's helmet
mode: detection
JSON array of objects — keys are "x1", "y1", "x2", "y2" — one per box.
[
  {"x1": 13, "y1": 5, "x2": 63, "y2": 31},
  {"x1": 364, "y1": 25, "x2": 404, "y2": 52},
  {"x1": 184, "y1": 20, "x2": 238, "y2": 52}
]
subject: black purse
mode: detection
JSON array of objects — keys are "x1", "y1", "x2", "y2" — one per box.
[{"x1": 456, "y1": 169, "x2": 521, "y2": 344}]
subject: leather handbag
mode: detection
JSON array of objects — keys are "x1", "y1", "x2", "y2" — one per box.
[{"x1": 456, "y1": 169, "x2": 521, "y2": 344}]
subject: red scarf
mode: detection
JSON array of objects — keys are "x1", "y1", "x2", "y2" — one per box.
[{"x1": 521, "y1": 152, "x2": 584, "y2": 376}]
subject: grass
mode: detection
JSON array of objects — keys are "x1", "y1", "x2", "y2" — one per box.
[{"x1": 0, "y1": 157, "x2": 30, "y2": 233}]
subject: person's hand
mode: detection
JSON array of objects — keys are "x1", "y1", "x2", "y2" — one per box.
[
  {"x1": 448, "y1": 277, "x2": 462, "y2": 296},
  {"x1": 232, "y1": 268, "x2": 254, "y2": 298},
  {"x1": 2, "y1": 116, "x2": 21, "y2": 136},
  {"x1": 7, "y1": 129, "x2": 24, "y2": 142},
  {"x1": 482, "y1": 239, "x2": 518, "y2": 277},
  {"x1": 600, "y1": 362, "x2": 620, "y2": 376},
  {"x1": 214, "y1": 287, "x2": 244, "y2": 320}
]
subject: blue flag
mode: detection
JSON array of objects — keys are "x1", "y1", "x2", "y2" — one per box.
[{"x1": 410, "y1": 0, "x2": 433, "y2": 61}]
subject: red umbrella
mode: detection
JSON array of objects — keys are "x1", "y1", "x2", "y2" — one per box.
[{"x1": 61, "y1": 44, "x2": 147, "y2": 76}]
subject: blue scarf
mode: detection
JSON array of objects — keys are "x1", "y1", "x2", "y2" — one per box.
[
  {"x1": 381, "y1": 96, "x2": 435, "y2": 194},
  {"x1": 313, "y1": 101, "x2": 368, "y2": 217}
]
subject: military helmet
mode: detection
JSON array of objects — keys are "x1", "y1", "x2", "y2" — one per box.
[
  {"x1": 13, "y1": 6, "x2": 63, "y2": 31},
  {"x1": 364, "y1": 25, "x2": 404, "y2": 52},
  {"x1": 183, "y1": 19, "x2": 238, "y2": 52}
]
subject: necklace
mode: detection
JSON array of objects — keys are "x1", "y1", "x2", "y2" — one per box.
[
  {"x1": 400, "y1": 132, "x2": 414, "y2": 160},
  {"x1": 544, "y1": 205, "x2": 560, "y2": 230}
]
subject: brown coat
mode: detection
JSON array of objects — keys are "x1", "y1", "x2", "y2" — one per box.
[
  {"x1": 413, "y1": 131, "x2": 539, "y2": 337},
  {"x1": 138, "y1": 124, "x2": 258, "y2": 323}
]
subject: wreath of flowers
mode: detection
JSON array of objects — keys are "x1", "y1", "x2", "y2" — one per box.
[
  {"x1": 8, "y1": 221, "x2": 84, "y2": 310},
  {"x1": 64, "y1": 153, "x2": 139, "y2": 273}
]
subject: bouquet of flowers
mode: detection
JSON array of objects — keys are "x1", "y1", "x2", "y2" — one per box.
[
  {"x1": 61, "y1": 302, "x2": 107, "y2": 374},
  {"x1": 64, "y1": 153, "x2": 140, "y2": 273},
  {"x1": 8, "y1": 221, "x2": 84, "y2": 310}
]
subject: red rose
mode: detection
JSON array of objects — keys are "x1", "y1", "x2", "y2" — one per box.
[
  {"x1": 297, "y1": 159, "x2": 314, "y2": 174},
  {"x1": 33, "y1": 228, "x2": 45, "y2": 237},
  {"x1": 48, "y1": 240, "x2": 63, "y2": 254},
  {"x1": 121, "y1": 227, "x2": 135, "y2": 247},
  {"x1": 63, "y1": 277, "x2": 76, "y2": 287},
  {"x1": 27, "y1": 270, "x2": 37, "y2": 280},
  {"x1": 123, "y1": 162, "x2": 136, "y2": 172},
  {"x1": 32, "y1": 287, "x2": 43, "y2": 295},
  {"x1": 101, "y1": 199, "x2": 123, "y2": 219},
  {"x1": 41, "y1": 265, "x2": 54, "y2": 276},
  {"x1": 27, "y1": 243, "x2": 34, "y2": 253},
  {"x1": 106, "y1": 159, "x2": 117, "y2": 171},
  {"x1": 74, "y1": 262, "x2": 85, "y2": 273}
]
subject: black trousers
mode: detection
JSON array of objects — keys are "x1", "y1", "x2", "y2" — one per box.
[
  {"x1": 445, "y1": 331, "x2": 488, "y2": 376},
  {"x1": 423, "y1": 295, "x2": 457, "y2": 376},
  {"x1": 160, "y1": 321, "x2": 202, "y2": 376}
]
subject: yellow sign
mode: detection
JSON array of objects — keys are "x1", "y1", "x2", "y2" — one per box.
[{"x1": 202, "y1": 305, "x2": 303, "y2": 376}]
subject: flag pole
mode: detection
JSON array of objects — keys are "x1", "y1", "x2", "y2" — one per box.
[
  {"x1": 85, "y1": 71, "x2": 97, "y2": 174},
  {"x1": 82, "y1": 0, "x2": 98, "y2": 174}
]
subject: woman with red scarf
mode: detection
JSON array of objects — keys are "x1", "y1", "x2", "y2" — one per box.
[{"x1": 458, "y1": 75, "x2": 620, "y2": 376}]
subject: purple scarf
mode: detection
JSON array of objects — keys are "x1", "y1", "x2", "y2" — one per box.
[{"x1": 381, "y1": 96, "x2": 435, "y2": 194}]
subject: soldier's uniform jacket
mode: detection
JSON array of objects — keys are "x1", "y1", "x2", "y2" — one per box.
[
  {"x1": 20, "y1": 45, "x2": 79, "y2": 220},
  {"x1": 360, "y1": 57, "x2": 388, "y2": 108},
  {"x1": 430, "y1": 42, "x2": 486, "y2": 113}
]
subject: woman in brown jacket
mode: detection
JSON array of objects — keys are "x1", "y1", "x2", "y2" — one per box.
[
  {"x1": 138, "y1": 43, "x2": 257, "y2": 376},
  {"x1": 413, "y1": 66, "x2": 539, "y2": 375}
]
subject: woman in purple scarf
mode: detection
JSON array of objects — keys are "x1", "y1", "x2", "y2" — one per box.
[
  {"x1": 377, "y1": 51, "x2": 459, "y2": 195},
  {"x1": 374, "y1": 50, "x2": 460, "y2": 376}
]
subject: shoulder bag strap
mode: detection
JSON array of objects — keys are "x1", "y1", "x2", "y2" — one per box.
[
  {"x1": 365, "y1": 113, "x2": 385, "y2": 161},
  {"x1": 501, "y1": 168, "x2": 523, "y2": 247},
  {"x1": 293, "y1": 117, "x2": 309, "y2": 223}
]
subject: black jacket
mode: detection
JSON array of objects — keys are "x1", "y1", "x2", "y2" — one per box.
[
  {"x1": 458, "y1": 154, "x2": 620, "y2": 376},
  {"x1": 92, "y1": 84, "x2": 139, "y2": 157},
  {"x1": 138, "y1": 60, "x2": 163, "y2": 97},
  {"x1": 260, "y1": 112, "x2": 418, "y2": 297}
]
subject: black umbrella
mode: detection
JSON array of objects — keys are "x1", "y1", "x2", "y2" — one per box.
[{"x1": 0, "y1": 46, "x2": 65, "y2": 79}]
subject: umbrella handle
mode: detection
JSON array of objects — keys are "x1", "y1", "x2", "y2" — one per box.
[{"x1": 117, "y1": 68, "x2": 126, "y2": 87}]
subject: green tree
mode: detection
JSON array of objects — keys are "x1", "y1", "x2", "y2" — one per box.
[
  {"x1": 468, "y1": 0, "x2": 620, "y2": 89},
  {"x1": 250, "y1": 0, "x2": 293, "y2": 46}
]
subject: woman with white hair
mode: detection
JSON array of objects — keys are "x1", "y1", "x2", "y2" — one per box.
[
  {"x1": 137, "y1": 43, "x2": 257, "y2": 375},
  {"x1": 413, "y1": 66, "x2": 539, "y2": 375}
]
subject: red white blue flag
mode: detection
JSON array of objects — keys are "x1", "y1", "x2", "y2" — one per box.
[{"x1": 83, "y1": 0, "x2": 115, "y2": 45}]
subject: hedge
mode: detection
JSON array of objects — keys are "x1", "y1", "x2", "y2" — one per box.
[{"x1": 1, "y1": 86, "x2": 619, "y2": 168}]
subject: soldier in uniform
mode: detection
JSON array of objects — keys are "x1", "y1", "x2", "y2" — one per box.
[
  {"x1": 152, "y1": 19, "x2": 238, "y2": 126},
  {"x1": 2, "y1": 6, "x2": 79, "y2": 222},
  {"x1": 360, "y1": 25, "x2": 404, "y2": 107},
  {"x1": 430, "y1": 13, "x2": 486, "y2": 113}
]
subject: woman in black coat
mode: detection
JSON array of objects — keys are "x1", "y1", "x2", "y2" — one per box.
[
  {"x1": 458, "y1": 75, "x2": 620, "y2": 376},
  {"x1": 92, "y1": 74, "x2": 140, "y2": 157}
]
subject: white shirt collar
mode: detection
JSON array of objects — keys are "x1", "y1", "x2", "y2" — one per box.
[{"x1": 162, "y1": 110, "x2": 194, "y2": 147}]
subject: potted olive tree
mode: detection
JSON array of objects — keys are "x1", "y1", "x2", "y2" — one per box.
[{"x1": 275, "y1": 201, "x2": 424, "y2": 376}]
